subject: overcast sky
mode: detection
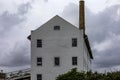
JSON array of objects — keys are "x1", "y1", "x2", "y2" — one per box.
[{"x1": 0, "y1": 0, "x2": 120, "y2": 73}]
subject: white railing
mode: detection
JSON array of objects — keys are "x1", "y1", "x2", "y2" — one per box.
[{"x1": 6, "y1": 68, "x2": 30, "y2": 80}]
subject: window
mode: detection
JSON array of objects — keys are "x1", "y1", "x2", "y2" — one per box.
[
  {"x1": 72, "y1": 38, "x2": 77, "y2": 47},
  {"x1": 37, "y1": 57, "x2": 42, "y2": 66},
  {"x1": 54, "y1": 57, "x2": 60, "y2": 66},
  {"x1": 37, "y1": 74, "x2": 42, "y2": 80},
  {"x1": 72, "y1": 57, "x2": 77, "y2": 65},
  {"x1": 37, "y1": 39, "x2": 42, "y2": 48},
  {"x1": 54, "y1": 26, "x2": 60, "y2": 30}
]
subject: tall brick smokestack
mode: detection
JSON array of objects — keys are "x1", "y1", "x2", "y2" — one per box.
[{"x1": 79, "y1": 0, "x2": 85, "y2": 33}]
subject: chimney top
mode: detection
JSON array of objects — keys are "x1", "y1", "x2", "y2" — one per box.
[{"x1": 79, "y1": 0, "x2": 85, "y2": 33}]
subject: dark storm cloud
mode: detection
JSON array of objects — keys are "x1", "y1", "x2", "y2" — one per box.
[
  {"x1": 87, "y1": 5, "x2": 120, "y2": 68},
  {"x1": 0, "y1": 2, "x2": 31, "y2": 33},
  {"x1": 93, "y1": 35, "x2": 120, "y2": 68},
  {"x1": 62, "y1": 3, "x2": 120, "y2": 70},
  {"x1": 94, "y1": 47, "x2": 120, "y2": 68},
  {"x1": 0, "y1": 2, "x2": 31, "y2": 68},
  {"x1": 86, "y1": 5, "x2": 120, "y2": 43},
  {"x1": 0, "y1": 41, "x2": 30, "y2": 67}
]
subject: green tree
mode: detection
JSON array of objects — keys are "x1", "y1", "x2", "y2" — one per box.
[
  {"x1": 56, "y1": 68, "x2": 85, "y2": 80},
  {"x1": 56, "y1": 68, "x2": 120, "y2": 80}
]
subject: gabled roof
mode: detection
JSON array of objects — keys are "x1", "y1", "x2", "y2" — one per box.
[
  {"x1": 35, "y1": 15, "x2": 79, "y2": 31},
  {"x1": 27, "y1": 15, "x2": 78, "y2": 40},
  {"x1": 27, "y1": 15, "x2": 93, "y2": 59}
]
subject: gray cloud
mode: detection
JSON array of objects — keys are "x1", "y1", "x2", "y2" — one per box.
[
  {"x1": 86, "y1": 5, "x2": 120, "y2": 43},
  {"x1": 44, "y1": 0, "x2": 48, "y2": 2},
  {"x1": 0, "y1": 41, "x2": 30, "y2": 67},
  {"x1": 61, "y1": 3, "x2": 120, "y2": 71},
  {"x1": 93, "y1": 34, "x2": 120, "y2": 68},
  {"x1": 18, "y1": 2, "x2": 32, "y2": 15},
  {"x1": 0, "y1": 2, "x2": 31, "y2": 70},
  {"x1": 0, "y1": 2, "x2": 31, "y2": 33},
  {"x1": 0, "y1": 11, "x2": 24, "y2": 30},
  {"x1": 87, "y1": 5, "x2": 120, "y2": 69},
  {"x1": 0, "y1": 1, "x2": 120, "y2": 72},
  {"x1": 61, "y1": 3, "x2": 79, "y2": 26}
]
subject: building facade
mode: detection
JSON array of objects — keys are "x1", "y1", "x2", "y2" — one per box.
[{"x1": 28, "y1": 0, "x2": 93, "y2": 80}]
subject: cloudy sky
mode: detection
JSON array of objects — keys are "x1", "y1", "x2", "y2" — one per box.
[{"x1": 0, "y1": 0, "x2": 120, "y2": 73}]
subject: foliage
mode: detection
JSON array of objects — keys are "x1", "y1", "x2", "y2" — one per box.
[{"x1": 56, "y1": 68, "x2": 120, "y2": 80}]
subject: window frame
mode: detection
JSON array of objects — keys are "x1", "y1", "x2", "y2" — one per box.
[
  {"x1": 54, "y1": 57, "x2": 60, "y2": 66},
  {"x1": 54, "y1": 25, "x2": 60, "y2": 30},
  {"x1": 37, "y1": 57, "x2": 42, "y2": 66},
  {"x1": 37, "y1": 39, "x2": 42, "y2": 48},
  {"x1": 37, "y1": 74, "x2": 42, "y2": 80},
  {"x1": 72, "y1": 38, "x2": 77, "y2": 47},
  {"x1": 72, "y1": 57, "x2": 77, "y2": 65}
]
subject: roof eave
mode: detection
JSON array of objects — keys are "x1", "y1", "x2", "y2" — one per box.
[
  {"x1": 84, "y1": 34, "x2": 93, "y2": 59},
  {"x1": 27, "y1": 35, "x2": 31, "y2": 40}
]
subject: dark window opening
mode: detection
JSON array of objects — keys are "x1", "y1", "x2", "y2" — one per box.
[
  {"x1": 54, "y1": 26, "x2": 60, "y2": 30},
  {"x1": 54, "y1": 57, "x2": 60, "y2": 66},
  {"x1": 37, "y1": 74, "x2": 42, "y2": 80},
  {"x1": 37, "y1": 39, "x2": 42, "y2": 48},
  {"x1": 37, "y1": 57, "x2": 42, "y2": 66},
  {"x1": 72, "y1": 38, "x2": 77, "y2": 47},
  {"x1": 72, "y1": 57, "x2": 77, "y2": 65}
]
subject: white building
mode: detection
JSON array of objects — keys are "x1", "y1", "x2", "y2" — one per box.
[{"x1": 28, "y1": 0, "x2": 93, "y2": 80}]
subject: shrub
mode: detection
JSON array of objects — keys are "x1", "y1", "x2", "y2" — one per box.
[{"x1": 56, "y1": 68, "x2": 120, "y2": 80}]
